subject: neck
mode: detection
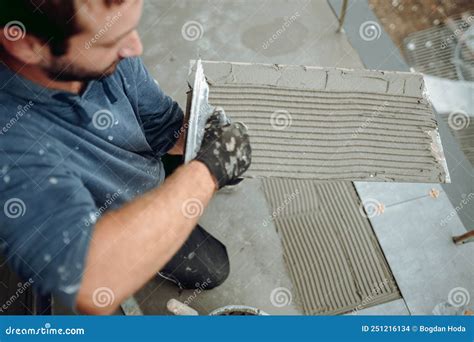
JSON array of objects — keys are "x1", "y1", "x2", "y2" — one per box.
[{"x1": 0, "y1": 50, "x2": 85, "y2": 94}]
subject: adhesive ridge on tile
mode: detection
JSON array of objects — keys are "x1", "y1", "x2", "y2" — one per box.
[
  {"x1": 262, "y1": 178, "x2": 401, "y2": 315},
  {"x1": 192, "y1": 60, "x2": 450, "y2": 183}
]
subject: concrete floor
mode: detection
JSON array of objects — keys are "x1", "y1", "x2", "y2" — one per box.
[
  {"x1": 134, "y1": 180, "x2": 301, "y2": 315},
  {"x1": 134, "y1": 0, "x2": 474, "y2": 315},
  {"x1": 138, "y1": 0, "x2": 362, "y2": 109}
]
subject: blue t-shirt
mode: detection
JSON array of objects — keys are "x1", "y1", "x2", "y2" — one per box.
[{"x1": 0, "y1": 57, "x2": 184, "y2": 309}]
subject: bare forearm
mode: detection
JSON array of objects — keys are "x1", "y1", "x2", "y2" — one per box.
[{"x1": 77, "y1": 161, "x2": 216, "y2": 314}]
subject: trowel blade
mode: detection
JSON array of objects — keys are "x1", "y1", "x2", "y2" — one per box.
[{"x1": 184, "y1": 60, "x2": 215, "y2": 163}]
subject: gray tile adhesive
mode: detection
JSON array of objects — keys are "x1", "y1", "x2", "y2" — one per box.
[
  {"x1": 261, "y1": 178, "x2": 401, "y2": 315},
  {"x1": 187, "y1": 60, "x2": 451, "y2": 183}
]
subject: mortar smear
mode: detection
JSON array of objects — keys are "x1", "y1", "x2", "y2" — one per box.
[{"x1": 195, "y1": 60, "x2": 450, "y2": 183}]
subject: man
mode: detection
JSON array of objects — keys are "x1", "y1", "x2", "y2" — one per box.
[{"x1": 0, "y1": 0, "x2": 251, "y2": 314}]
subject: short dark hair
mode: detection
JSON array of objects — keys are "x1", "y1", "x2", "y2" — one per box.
[{"x1": 0, "y1": 0, "x2": 124, "y2": 56}]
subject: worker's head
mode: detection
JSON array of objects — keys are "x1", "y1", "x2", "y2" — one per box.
[{"x1": 0, "y1": 0, "x2": 143, "y2": 81}]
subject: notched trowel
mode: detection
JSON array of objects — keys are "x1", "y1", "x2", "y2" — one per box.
[
  {"x1": 184, "y1": 60, "x2": 229, "y2": 163},
  {"x1": 184, "y1": 60, "x2": 243, "y2": 189}
]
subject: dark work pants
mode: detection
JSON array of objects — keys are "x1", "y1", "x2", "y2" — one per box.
[
  {"x1": 160, "y1": 224, "x2": 230, "y2": 289},
  {"x1": 160, "y1": 155, "x2": 230, "y2": 290}
]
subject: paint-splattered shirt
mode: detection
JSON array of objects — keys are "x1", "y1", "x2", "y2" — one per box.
[{"x1": 0, "y1": 57, "x2": 183, "y2": 310}]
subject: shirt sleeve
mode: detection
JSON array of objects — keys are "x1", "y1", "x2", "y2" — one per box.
[
  {"x1": 0, "y1": 133, "x2": 97, "y2": 310},
  {"x1": 120, "y1": 57, "x2": 185, "y2": 157}
]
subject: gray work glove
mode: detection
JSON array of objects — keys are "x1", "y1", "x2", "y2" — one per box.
[{"x1": 195, "y1": 108, "x2": 251, "y2": 189}]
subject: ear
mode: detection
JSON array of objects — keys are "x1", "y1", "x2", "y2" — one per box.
[{"x1": 1, "y1": 31, "x2": 49, "y2": 65}]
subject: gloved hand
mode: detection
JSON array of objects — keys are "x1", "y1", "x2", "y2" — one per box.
[{"x1": 195, "y1": 107, "x2": 251, "y2": 189}]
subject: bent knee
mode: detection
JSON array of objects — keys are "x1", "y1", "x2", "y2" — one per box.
[{"x1": 204, "y1": 259, "x2": 230, "y2": 289}]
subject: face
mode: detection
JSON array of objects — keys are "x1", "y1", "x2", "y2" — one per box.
[{"x1": 42, "y1": 0, "x2": 144, "y2": 82}]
